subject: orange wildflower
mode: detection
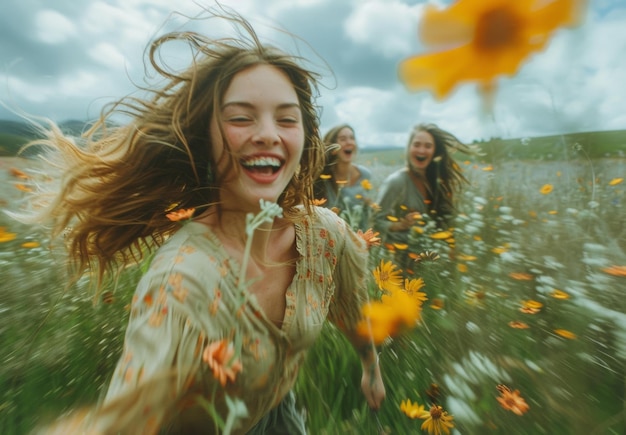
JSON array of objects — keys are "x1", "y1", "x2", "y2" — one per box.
[
  {"x1": 360, "y1": 179, "x2": 372, "y2": 190},
  {"x1": 202, "y1": 340, "x2": 243, "y2": 387},
  {"x1": 509, "y1": 272, "x2": 533, "y2": 280},
  {"x1": 21, "y1": 241, "x2": 40, "y2": 248},
  {"x1": 356, "y1": 228, "x2": 381, "y2": 248},
  {"x1": 601, "y1": 265, "x2": 626, "y2": 277},
  {"x1": 496, "y1": 384, "x2": 529, "y2": 415},
  {"x1": 608, "y1": 177, "x2": 623, "y2": 186},
  {"x1": 399, "y1": 0, "x2": 587, "y2": 102},
  {"x1": 9, "y1": 167, "x2": 29, "y2": 179},
  {"x1": 14, "y1": 183, "x2": 33, "y2": 192},
  {"x1": 166, "y1": 208, "x2": 195, "y2": 222},
  {"x1": 311, "y1": 198, "x2": 327, "y2": 206},
  {"x1": 508, "y1": 321, "x2": 530, "y2": 329}
]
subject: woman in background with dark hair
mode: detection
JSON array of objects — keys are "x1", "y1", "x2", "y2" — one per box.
[
  {"x1": 314, "y1": 124, "x2": 373, "y2": 229},
  {"x1": 374, "y1": 123, "x2": 472, "y2": 245}
]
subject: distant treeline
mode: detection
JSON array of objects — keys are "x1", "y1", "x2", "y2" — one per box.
[{"x1": 0, "y1": 118, "x2": 624, "y2": 161}]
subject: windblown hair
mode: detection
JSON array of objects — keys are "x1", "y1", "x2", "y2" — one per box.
[
  {"x1": 24, "y1": 12, "x2": 325, "y2": 286},
  {"x1": 313, "y1": 123, "x2": 354, "y2": 199},
  {"x1": 406, "y1": 123, "x2": 472, "y2": 223}
]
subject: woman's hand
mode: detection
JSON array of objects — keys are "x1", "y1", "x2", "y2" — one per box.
[
  {"x1": 360, "y1": 356, "x2": 386, "y2": 410},
  {"x1": 391, "y1": 212, "x2": 421, "y2": 232}
]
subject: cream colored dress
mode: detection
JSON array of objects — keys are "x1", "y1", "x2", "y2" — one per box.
[{"x1": 45, "y1": 206, "x2": 369, "y2": 434}]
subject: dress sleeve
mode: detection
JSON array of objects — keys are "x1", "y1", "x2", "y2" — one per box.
[
  {"x1": 39, "y1": 244, "x2": 217, "y2": 434},
  {"x1": 325, "y1": 213, "x2": 370, "y2": 343}
]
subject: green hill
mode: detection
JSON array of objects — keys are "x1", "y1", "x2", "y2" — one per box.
[{"x1": 360, "y1": 129, "x2": 626, "y2": 163}]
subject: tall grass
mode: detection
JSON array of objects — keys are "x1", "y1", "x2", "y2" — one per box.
[{"x1": 0, "y1": 143, "x2": 624, "y2": 434}]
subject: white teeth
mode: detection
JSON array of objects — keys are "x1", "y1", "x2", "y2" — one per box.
[{"x1": 241, "y1": 156, "x2": 282, "y2": 168}]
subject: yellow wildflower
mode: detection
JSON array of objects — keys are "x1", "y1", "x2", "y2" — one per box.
[
  {"x1": 419, "y1": 404, "x2": 455, "y2": 435},
  {"x1": 399, "y1": 0, "x2": 586, "y2": 101},
  {"x1": 400, "y1": 399, "x2": 426, "y2": 419},
  {"x1": 373, "y1": 260, "x2": 403, "y2": 292}
]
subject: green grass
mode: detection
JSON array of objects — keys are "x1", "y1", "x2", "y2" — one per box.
[{"x1": 1, "y1": 151, "x2": 625, "y2": 434}]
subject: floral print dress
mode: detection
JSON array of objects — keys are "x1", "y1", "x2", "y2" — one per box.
[{"x1": 47, "y1": 206, "x2": 369, "y2": 434}]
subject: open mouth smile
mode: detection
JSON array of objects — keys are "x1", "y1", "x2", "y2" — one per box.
[{"x1": 240, "y1": 156, "x2": 284, "y2": 175}]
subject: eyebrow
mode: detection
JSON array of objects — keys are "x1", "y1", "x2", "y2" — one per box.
[{"x1": 221, "y1": 101, "x2": 301, "y2": 111}]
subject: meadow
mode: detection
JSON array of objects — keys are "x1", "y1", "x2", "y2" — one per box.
[{"x1": 0, "y1": 134, "x2": 624, "y2": 433}]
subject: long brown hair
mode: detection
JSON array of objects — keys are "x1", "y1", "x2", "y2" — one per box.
[
  {"x1": 406, "y1": 123, "x2": 471, "y2": 222},
  {"x1": 313, "y1": 123, "x2": 354, "y2": 198},
  {"x1": 23, "y1": 12, "x2": 325, "y2": 286}
]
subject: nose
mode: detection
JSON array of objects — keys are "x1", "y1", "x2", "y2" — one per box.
[{"x1": 252, "y1": 117, "x2": 280, "y2": 146}]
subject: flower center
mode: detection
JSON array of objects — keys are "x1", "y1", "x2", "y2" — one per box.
[
  {"x1": 475, "y1": 7, "x2": 520, "y2": 50},
  {"x1": 430, "y1": 405, "x2": 442, "y2": 419}
]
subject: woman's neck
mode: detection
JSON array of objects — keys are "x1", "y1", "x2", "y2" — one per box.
[
  {"x1": 333, "y1": 161, "x2": 355, "y2": 182},
  {"x1": 196, "y1": 207, "x2": 276, "y2": 261}
]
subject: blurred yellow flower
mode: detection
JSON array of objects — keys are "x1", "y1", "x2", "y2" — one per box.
[
  {"x1": 520, "y1": 299, "x2": 542, "y2": 314},
  {"x1": 509, "y1": 272, "x2": 533, "y2": 280},
  {"x1": 394, "y1": 243, "x2": 409, "y2": 250},
  {"x1": 540, "y1": 184, "x2": 554, "y2": 194},
  {"x1": 608, "y1": 177, "x2": 623, "y2": 186},
  {"x1": 457, "y1": 263, "x2": 468, "y2": 273},
  {"x1": 431, "y1": 230, "x2": 453, "y2": 240},
  {"x1": 358, "y1": 286, "x2": 422, "y2": 344},
  {"x1": 21, "y1": 241, "x2": 40, "y2": 249},
  {"x1": 482, "y1": 165, "x2": 494, "y2": 171},
  {"x1": 420, "y1": 404, "x2": 455, "y2": 435},
  {"x1": 456, "y1": 254, "x2": 477, "y2": 261},
  {"x1": 551, "y1": 289, "x2": 570, "y2": 299},
  {"x1": 554, "y1": 329, "x2": 577, "y2": 339},
  {"x1": 0, "y1": 230, "x2": 17, "y2": 243},
  {"x1": 360, "y1": 179, "x2": 373, "y2": 190},
  {"x1": 373, "y1": 260, "x2": 403, "y2": 292},
  {"x1": 319, "y1": 174, "x2": 332, "y2": 180},
  {"x1": 430, "y1": 298, "x2": 445, "y2": 310},
  {"x1": 400, "y1": 399, "x2": 426, "y2": 419},
  {"x1": 399, "y1": 0, "x2": 586, "y2": 101},
  {"x1": 404, "y1": 278, "x2": 427, "y2": 303},
  {"x1": 508, "y1": 321, "x2": 530, "y2": 329},
  {"x1": 386, "y1": 215, "x2": 399, "y2": 222}
]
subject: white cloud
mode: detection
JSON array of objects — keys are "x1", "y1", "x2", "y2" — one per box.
[
  {"x1": 34, "y1": 10, "x2": 77, "y2": 44},
  {"x1": 88, "y1": 43, "x2": 128, "y2": 71},
  {"x1": 344, "y1": 0, "x2": 423, "y2": 58}
]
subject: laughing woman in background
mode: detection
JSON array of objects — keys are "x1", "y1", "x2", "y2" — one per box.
[
  {"x1": 314, "y1": 124, "x2": 373, "y2": 229},
  {"x1": 374, "y1": 123, "x2": 472, "y2": 246}
]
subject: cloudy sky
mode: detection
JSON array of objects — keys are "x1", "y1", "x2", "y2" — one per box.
[{"x1": 1, "y1": 0, "x2": 624, "y2": 148}]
